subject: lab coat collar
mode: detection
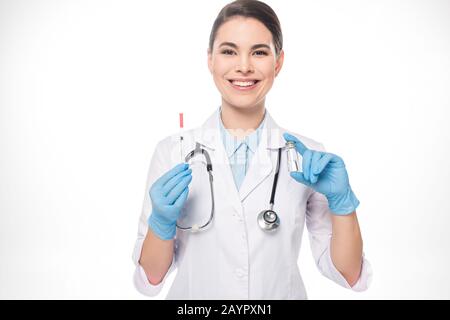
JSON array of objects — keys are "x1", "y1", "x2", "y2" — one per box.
[
  {"x1": 194, "y1": 107, "x2": 286, "y2": 202},
  {"x1": 195, "y1": 107, "x2": 286, "y2": 151}
]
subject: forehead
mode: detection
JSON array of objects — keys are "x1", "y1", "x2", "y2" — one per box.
[{"x1": 215, "y1": 16, "x2": 273, "y2": 48}]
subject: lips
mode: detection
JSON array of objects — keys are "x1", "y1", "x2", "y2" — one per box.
[
  {"x1": 227, "y1": 79, "x2": 261, "y2": 91},
  {"x1": 228, "y1": 79, "x2": 259, "y2": 84}
]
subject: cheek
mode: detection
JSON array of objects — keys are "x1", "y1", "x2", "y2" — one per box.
[
  {"x1": 256, "y1": 62, "x2": 276, "y2": 79},
  {"x1": 211, "y1": 57, "x2": 233, "y2": 75}
]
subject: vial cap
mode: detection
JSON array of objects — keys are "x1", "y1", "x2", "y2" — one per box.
[{"x1": 286, "y1": 141, "x2": 295, "y2": 147}]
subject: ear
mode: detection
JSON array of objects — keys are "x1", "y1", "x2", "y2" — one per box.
[
  {"x1": 274, "y1": 50, "x2": 284, "y2": 77},
  {"x1": 207, "y1": 48, "x2": 213, "y2": 74}
]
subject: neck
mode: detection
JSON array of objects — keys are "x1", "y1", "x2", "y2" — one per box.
[{"x1": 220, "y1": 99, "x2": 266, "y2": 139}]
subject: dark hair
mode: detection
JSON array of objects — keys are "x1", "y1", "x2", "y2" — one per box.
[{"x1": 208, "y1": 0, "x2": 283, "y2": 57}]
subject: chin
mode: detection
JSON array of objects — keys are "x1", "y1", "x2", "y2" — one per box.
[{"x1": 225, "y1": 100, "x2": 261, "y2": 110}]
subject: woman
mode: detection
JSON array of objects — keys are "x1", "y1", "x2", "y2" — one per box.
[{"x1": 133, "y1": 0, "x2": 372, "y2": 299}]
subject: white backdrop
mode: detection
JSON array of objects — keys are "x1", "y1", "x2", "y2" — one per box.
[{"x1": 1, "y1": 0, "x2": 449, "y2": 299}]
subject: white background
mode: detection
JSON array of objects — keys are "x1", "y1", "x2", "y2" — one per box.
[{"x1": 1, "y1": 0, "x2": 449, "y2": 299}]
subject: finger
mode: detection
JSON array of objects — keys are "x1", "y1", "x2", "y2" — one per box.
[
  {"x1": 173, "y1": 187, "x2": 189, "y2": 210},
  {"x1": 302, "y1": 149, "x2": 313, "y2": 183},
  {"x1": 166, "y1": 174, "x2": 193, "y2": 204},
  {"x1": 314, "y1": 153, "x2": 335, "y2": 175},
  {"x1": 154, "y1": 163, "x2": 189, "y2": 188},
  {"x1": 326, "y1": 153, "x2": 346, "y2": 168},
  {"x1": 283, "y1": 132, "x2": 308, "y2": 155},
  {"x1": 161, "y1": 168, "x2": 192, "y2": 196},
  {"x1": 310, "y1": 151, "x2": 322, "y2": 184},
  {"x1": 290, "y1": 171, "x2": 311, "y2": 186}
]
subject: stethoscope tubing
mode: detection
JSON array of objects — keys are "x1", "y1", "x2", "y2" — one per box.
[{"x1": 176, "y1": 143, "x2": 215, "y2": 231}]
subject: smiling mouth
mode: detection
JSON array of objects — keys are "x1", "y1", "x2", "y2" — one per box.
[{"x1": 227, "y1": 79, "x2": 261, "y2": 90}]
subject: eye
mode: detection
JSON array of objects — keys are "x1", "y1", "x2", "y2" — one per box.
[
  {"x1": 254, "y1": 50, "x2": 268, "y2": 56},
  {"x1": 221, "y1": 49, "x2": 235, "y2": 55}
]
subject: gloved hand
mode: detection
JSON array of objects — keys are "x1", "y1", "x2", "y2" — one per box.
[
  {"x1": 283, "y1": 133, "x2": 360, "y2": 215},
  {"x1": 147, "y1": 163, "x2": 192, "y2": 240}
]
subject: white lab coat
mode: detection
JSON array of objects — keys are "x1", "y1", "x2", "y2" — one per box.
[{"x1": 132, "y1": 107, "x2": 372, "y2": 299}]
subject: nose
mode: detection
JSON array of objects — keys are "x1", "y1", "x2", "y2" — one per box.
[{"x1": 236, "y1": 55, "x2": 254, "y2": 74}]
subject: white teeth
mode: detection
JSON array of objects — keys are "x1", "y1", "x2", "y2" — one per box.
[{"x1": 231, "y1": 80, "x2": 257, "y2": 87}]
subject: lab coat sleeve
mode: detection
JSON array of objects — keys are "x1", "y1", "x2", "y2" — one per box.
[
  {"x1": 304, "y1": 143, "x2": 372, "y2": 292},
  {"x1": 305, "y1": 191, "x2": 373, "y2": 291},
  {"x1": 132, "y1": 137, "x2": 177, "y2": 297}
]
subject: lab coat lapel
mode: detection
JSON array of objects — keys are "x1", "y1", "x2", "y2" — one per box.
[
  {"x1": 194, "y1": 108, "x2": 286, "y2": 205},
  {"x1": 194, "y1": 108, "x2": 243, "y2": 209},
  {"x1": 238, "y1": 111, "x2": 285, "y2": 202}
]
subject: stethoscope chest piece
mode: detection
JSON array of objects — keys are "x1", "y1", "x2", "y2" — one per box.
[{"x1": 257, "y1": 209, "x2": 280, "y2": 231}]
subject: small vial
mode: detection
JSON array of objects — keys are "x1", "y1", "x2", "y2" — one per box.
[{"x1": 286, "y1": 141, "x2": 300, "y2": 172}]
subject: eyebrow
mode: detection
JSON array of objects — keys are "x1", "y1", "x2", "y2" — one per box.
[{"x1": 218, "y1": 41, "x2": 271, "y2": 51}]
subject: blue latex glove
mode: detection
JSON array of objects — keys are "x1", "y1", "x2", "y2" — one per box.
[
  {"x1": 147, "y1": 163, "x2": 192, "y2": 240},
  {"x1": 283, "y1": 133, "x2": 360, "y2": 215}
]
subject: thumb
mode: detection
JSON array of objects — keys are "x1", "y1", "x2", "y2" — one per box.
[{"x1": 290, "y1": 172, "x2": 311, "y2": 187}]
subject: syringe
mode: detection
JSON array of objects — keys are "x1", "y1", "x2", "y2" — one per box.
[{"x1": 179, "y1": 112, "x2": 184, "y2": 163}]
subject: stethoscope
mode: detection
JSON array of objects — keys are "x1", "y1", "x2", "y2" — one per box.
[
  {"x1": 257, "y1": 147, "x2": 281, "y2": 232},
  {"x1": 176, "y1": 142, "x2": 215, "y2": 233},
  {"x1": 176, "y1": 142, "x2": 282, "y2": 232}
]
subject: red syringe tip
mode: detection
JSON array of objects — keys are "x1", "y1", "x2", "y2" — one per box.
[{"x1": 179, "y1": 113, "x2": 184, "y2": 129}]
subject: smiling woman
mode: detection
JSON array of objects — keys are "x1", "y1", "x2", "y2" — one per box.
[
  {"x1": 133, "y1": 0, "x2": 372, "y2": 300},
  {"x1": 207, "y1": 6, "x2": 284, "y2": 120}
]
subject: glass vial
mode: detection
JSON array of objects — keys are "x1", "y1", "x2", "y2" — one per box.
[{"x1": 286, "y1": 141, "x2": 300, "y2": 172}]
